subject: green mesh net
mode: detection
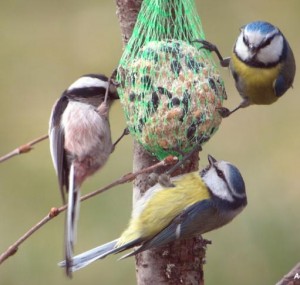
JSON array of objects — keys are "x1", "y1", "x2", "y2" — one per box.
[{"x1": 117, "y1": 0, "x2": 227, "y2": 160}]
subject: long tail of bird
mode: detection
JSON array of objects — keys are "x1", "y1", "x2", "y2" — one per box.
[
  {"x1": 65, "y1": 163, "x2": 81, "y2": 277},
  {"x1": 58, "y1": 237, "x2": 144, "y2": 272},
  {"x1": 59, "y1": 239, "x2": 119, "y2": 272}
]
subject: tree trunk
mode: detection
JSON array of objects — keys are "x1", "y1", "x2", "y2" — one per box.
[{"x1": 115, "y1": 1, "x2": 205, "y2": 284}]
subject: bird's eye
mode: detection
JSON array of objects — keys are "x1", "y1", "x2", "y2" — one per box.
[
  {"x1": 243, "y1": 35, "x2": 249, "y2": 46},
  {"x1": 261, "y1": 34, "x2": 278, "y2": 49},
  {"x1": 264, "y1": 37, "x2": 272, "y2": 46},
  {"x1": 216, "y1": 168, "x2": 225, "y2": 179}
]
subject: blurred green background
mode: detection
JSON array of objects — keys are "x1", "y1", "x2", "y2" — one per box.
[{"x1": 0, "y1": 0, "x2": 299, "y2": 284}]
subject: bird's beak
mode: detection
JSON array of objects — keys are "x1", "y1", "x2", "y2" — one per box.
[
  {"x1": 208, "y1": 154, "x2": 217, "y2": 166},
  {"x1": 248, "y1": 44, "x2": 259, "y2": 55}
]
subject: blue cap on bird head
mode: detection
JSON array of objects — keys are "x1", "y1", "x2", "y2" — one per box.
[
  {"x1": 227, "y1": 163, "x2": 246, "y2": 197},
  {"x1": 245, "y1": 21, "x2": 277, "y2": 35}
]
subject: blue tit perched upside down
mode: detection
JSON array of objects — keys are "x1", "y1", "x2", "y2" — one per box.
[
  {"x1": 195, "y1": 21, "x2": 296, "y2": 117},
  {"x1": 58, "y1": 155, "x2": 247, "y2": 272},
  {"x1": 49, "y1": 73, "x2": 119, "y2": 277}
]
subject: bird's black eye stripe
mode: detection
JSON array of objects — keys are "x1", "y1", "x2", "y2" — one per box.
[
  {"x1": 264, "y1": 37, "x2": 272, "y2": 46},
  {"x1": 66, "y1": 86, "x2": 107, "y2": 99},
  {"x1": 242, "y1": 34, "x2": 249, "y2": 46},
  {"x1": 214, "y1": 165, "x2": 234, "y2": 196},
  {"x1": 260, "y1": 34, "x2": 277, "y2": 49},
  {"x1": 215, "y1": 167, "x2": 225, "y2": 180}
]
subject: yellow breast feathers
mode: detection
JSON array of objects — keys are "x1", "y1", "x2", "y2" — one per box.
[
  {"x1": 231, "y1": 53, "x2": 282, "y2": 105},
  {"x1": 117, "y1": 172, "x2": 210, "y2": 246}
]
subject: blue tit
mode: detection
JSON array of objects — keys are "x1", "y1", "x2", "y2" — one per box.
[
  {"x1": 58, "y1": 155, "x2": 247, "y2": 272},
  {"x1": 195, "y1": 21, "x2": 296, "y2": 117},
  {"x1": 49, "y1": 73, "x2": 119, "y2": 277}
]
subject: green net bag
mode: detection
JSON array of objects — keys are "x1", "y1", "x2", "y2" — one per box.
[{"x1": 117, "y1": 0, "x2": 227, "y2": 160}]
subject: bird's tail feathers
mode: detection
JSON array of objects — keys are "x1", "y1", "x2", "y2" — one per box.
[
  {"x1": 58, "y1": 239, "x2": 119, "y2": 272},
  {"x1": 58, "y1": 238, "x2": 143, "y2": 272},
  {"x1": 65, "y1": 163, "x2": 81, "y2": 276}
]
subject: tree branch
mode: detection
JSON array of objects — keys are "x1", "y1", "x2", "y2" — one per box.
[
  {"x1": 0, "y1": 155, "x2": 177, "y2": 265},
  {"x1": 0, "y1": 134, "x2": 48, "y2": 163},
  {"x1": 115, "y1": 1, "x2": 205, "y2": 283},
  {"x1": 276, "y1": 262, "x2": 300, "y2": 285},
  {"x1": 115, "y1": 0, "x2": 143, "y2": 43}
]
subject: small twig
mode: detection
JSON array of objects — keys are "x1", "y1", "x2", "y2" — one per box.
[
  {"x1": 0, "y1": 134, "x2": 49, "y2": 163},
  {"x1": 81, "y1": 155, "x2": 177, "y2": 202},
  {"x1": 0, "y1": 155, "x2": 178, "y2": 265},
  {"x1": 0, "y1": 207, "x2": 61, "y2": 264}
]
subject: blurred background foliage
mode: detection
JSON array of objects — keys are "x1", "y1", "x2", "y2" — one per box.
[{"x1": 0, "y1": 0, "x2": 299, "y2": 284}]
